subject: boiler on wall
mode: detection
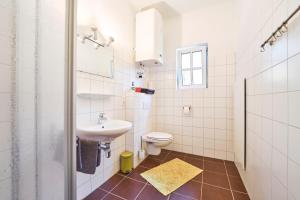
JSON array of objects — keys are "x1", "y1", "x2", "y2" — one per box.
[{"x1": 135, "y1": 8, "x2": 163, "y2": 66}]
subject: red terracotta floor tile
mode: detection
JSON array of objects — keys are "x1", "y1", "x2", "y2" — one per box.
[
  {"x1": 185, "y1": 153, "x2": 204, "y2": 160},
  {"x1": 84, "y1": 188, "x2": 108, "y2": 200},
  {"x1": 184, "y1": 157, "x2": 204, "y2": 168},
  {"x1": 140, "y1": 158, "x2": 161, "y2": 168},
  {"x1": 233, "y1": 191, "x2": 251, "y2": 200},
  {"x1": 192, "y1": 173, "x2": 203, "y2": 183},
  {"x1": 163, "y1": 153, "x2": 185, "y2": 162},
  {"x1": 100, "y1": 174, "x2": 124, "y2": 192},
  {"x1": 224, "y1": 160, "x2": 235, "y2": 166},
  {"x1": 117, "y1": 170, "x2": 128, "y2": 176},
  {"x1": 225, "y1": 164, "x2": 240, "y2": 177},
  {"x1": 169, "y1": 193, "x2": 196, "y2": 200},
  {"x1": 148, "y1": 149, "x2": 170, "y2": 161},
  {"x1": 204, "y1": 160, "x2": 227, "y2": 174},
  {"x1": 111, "y1": 178, "x2": 145, "y2": 200},
  {"x1": 87, "y1": 151, "x2": 249, "y2": 200},
  {"x1": 174, "y1": 180, "x2": 202, "y2": 199},
  {"x1": 127, "y1": 166, "x2": 148, "y2": 183},
  {"x1": 202, "y1": 184, "x2": 233, "y2": 200},
  {"x1": 204, "y1": 157, "x2": 225, "y2": 164},
  {"x1": 161, "y1": 149, "x2": 172, "y2": 154},
  {"x1": 102, "y1": 194, "x2": 124, "y2": 200},
  {"x1": 136, "y1": 185, "x2": 168, "y2": 200},
  {"x1": 169, "y1": 150, "x2": 187, "y2": 156},
  {"x1": 203, "y1": 171, "x2": 230, "y2": 189},
  {"x1": 228, "y1": 176, "x2": 247, "y2": 193}
]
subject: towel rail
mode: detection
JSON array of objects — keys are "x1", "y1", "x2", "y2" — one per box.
[{"x1": 260, "y1": 5, "x2": 300, "y2": 52}]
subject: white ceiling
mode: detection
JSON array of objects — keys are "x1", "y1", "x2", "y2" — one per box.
[{"x1": 128, "y1": 0, "x2": 231, "y2": 16}]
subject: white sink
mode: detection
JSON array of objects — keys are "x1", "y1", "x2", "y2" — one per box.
[{"x1": 77, "y1": 120, "x2": 132, "y2": 141}]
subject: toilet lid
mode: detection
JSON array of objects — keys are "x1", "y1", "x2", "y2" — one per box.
[{"x1": 146, "y1": 132, "x2": 173, "y2": 141}]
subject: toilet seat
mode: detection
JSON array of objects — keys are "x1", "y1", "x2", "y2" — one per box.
[
  {"x1": 143, "y1": 132, "x2": 173, "y2": 142},
  {"x1": 142, "y1": 132, "x2": 173, "y2": 155}
]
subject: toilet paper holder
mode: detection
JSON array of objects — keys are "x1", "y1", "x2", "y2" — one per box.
[
  {"x1": 183, "y1": 105, "x2": 192, "y2": 116},
  {"x1": 182, "y1": 105, "x2": 191, "y2": 111}
]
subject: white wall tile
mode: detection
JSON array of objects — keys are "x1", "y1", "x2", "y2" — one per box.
[
  {"x1": 288, "y1": 53, "x2": 300, "y2": 91},
  {"x1": 273, "y1": 121, "x2": 287, "y2": 155},
  {"x1": 235, "y1": 1, "x2": 300, "y2": 199},
  {"x1": 182, "y1": 136, "x2": 193, "y2": 145},
  {"x1": 272, "y1": 150, "x2": 288, "y2": 186},
  {"x1": 271, "y1": 176, "x2": 288, "y2": 200},
  {"x1": 288, "y1": 126, "x2": 300, "y2": 165},
  {"x1": 288, "y1": 91, "x2": 300, "y2": 128},
  {"x1": 215, "y1": 87, "x2": 227, "y2": 97},
  {"x1": 182, "y1": 126, "x2": 193, "y2": 136},
  {"x1": 261, "y1": 69, "x2": 273, "y2": 94},
  {"x1": 262, "y1": 118, "x2": 273, "y2": 144},
  {"x1": 273, "y1": 61, "x2": 287, "y2": 93},
  {"x1": 203, "y1": 148, "x2": 214, "y2": 158},
  {"x1": 204, "y1": 128, "x2": 214, "y2": 139},
  {"x1": 182, "y1": 145, "x2": 192, "y2": 154},
  {"x1": 215, "y1": 150, "x2": 227, "y2": 160},
  {"x1": 215, "y1": 108, "x2": 227, "y2": 118},
  {"x1": 204, "y1": 138, "x2": 214, "y2": 149},
  {"x1": 262, "y1": 141, "x2": 272, "y2": 168},
  {"x1": 215, "y1": 140, "x2": 226, "y2": 151},
  {"x1": 215, "y1": 119, "x2": 227, "y2": 129},
  {"x1": 273, "y1": 93, "x2": 288, "y2": 123},
  {"x1": 288, "y1": 160, "x2": 300, "y2": 199},
  {"x1": 262, "y1": 94, "x2": 273, "y2": 118},
  {"x1": 215, "y1": 129, "x2": 227, "y2": 140}
]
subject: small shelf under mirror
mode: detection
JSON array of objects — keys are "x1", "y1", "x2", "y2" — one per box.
[{"x1": 77, "y1": 92, "x2": 114, "y2": 99}]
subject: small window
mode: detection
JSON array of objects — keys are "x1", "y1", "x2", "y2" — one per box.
[{"x1": 176, "y1": 44, "x2": 208, "y2": 89}]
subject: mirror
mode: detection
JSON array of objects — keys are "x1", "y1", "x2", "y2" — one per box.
[{"x1": 77, "y1": 37, "x2": 114, "y2": 78}]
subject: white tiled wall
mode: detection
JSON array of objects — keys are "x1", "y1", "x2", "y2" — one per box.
[
  {"x1": 125, "y1": 92, "x2": 153, "y2": 167},
  {"x1": 0, "y1": 1, "x2": 14, "y2": 199},
  {"x1": 235, "y1": 0, "x2": 300, "y2": 199},
  {"x1": 76, "y1": 0, "x2": 147, "y2": 198},
  {"x1": 148, "y1": 0, "x2": 237, "y2": 161},
  {"x1": 149, "y1": 58, "x2": 235, "y2": 161},
  {"x1": 76, "y1": 70, "x2": 129, "y2": 199}
]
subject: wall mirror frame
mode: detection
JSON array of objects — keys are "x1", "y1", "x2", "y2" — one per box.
[{"x1": 76, "y1": 26, "x2": 114, "y2": 78}]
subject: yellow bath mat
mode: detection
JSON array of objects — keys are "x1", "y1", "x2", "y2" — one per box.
[{"x1": 141, "y1": 158, "x2": 203, "y2": 196}]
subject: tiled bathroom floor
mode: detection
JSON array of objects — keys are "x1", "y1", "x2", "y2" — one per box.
[{"x1": 84, "y1": 150, "x2": 250, "y2": 200}]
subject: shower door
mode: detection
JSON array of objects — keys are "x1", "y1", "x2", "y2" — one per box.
[{"x1": 0, "y1": 0, "x2": 76, "y2": 199}]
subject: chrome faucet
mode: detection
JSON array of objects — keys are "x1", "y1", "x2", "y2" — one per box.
[{"x1": 98, "y1": 112, "x2": 107, "y2": 124}]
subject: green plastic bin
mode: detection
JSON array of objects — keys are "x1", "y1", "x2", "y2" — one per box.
[{"x1": 120, "y1": 151, "x2": 133, "y2": 174}]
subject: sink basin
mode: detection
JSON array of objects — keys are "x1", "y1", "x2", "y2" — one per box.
[{"x1": 77, "y1": 120, "x2": 132, "y2": 141}]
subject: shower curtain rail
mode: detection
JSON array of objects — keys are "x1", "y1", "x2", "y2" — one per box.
[{"x1": 260, "y1": 5, "x2": 300, "y2": 52}]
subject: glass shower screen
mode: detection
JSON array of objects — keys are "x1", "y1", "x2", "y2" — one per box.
[{"x1": 0, "y1": 0, "x2": 75, "y2": 199}]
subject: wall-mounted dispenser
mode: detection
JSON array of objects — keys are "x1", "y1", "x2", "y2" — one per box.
[
  {"x1": 136, "y1": 63, "x2": 145, "y2": 78},
  {"x1": 135, "y1": 8, "x2": 163, "y2": 66}
]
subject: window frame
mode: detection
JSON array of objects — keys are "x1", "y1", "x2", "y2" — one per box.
[{"x1": 176, "y1": 44, "x2": 208, "y2": 89}]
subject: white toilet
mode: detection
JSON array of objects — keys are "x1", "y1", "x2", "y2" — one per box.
[{"x1": 142, "y1": 132, "x2": 173, "y2": 155}]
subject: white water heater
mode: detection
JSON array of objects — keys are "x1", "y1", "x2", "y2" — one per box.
[{"x1": 135, "y1": 8, "x2": 163, "y2": 66}]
